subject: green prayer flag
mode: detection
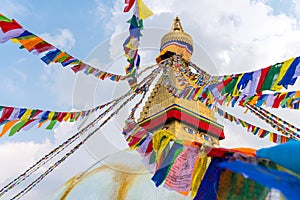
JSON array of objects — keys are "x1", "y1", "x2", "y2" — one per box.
[
  {"x1": 149, "y1": 151, "x2": 156, "y2": 164},
  {"x1": 166, "y1": 142, "x2": 183, "y2": 175},
  {"x1": 138, "y1": 19, "x2": 143, "y2": 29},
  {"x1": 29, "y1": 110, "x2": 38, "y2": 118},
  {"x1": 0, "y1": 14, "x2": 12, "y2": 22},
  {"x1": 46, "y1": 120, "x2": 57, "y2": 130},
  {"x1": 260, "y1": 63, "x2": 283, "y2": 91},
  {"x1": 9, "y1": 121, "x2": 27, "y2": 136},
  {"x1": 128, "y1": 15, "x2": 139, "y2": 28},
  {"x1": 56, "y1": 54, "x2": 70, "y2": 63},
  {"x1": 223, "y1": 77, "x2": 239, "y2": 94}
]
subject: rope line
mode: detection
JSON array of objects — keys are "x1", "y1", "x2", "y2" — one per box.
[
  {"x1": 248, "y1": 105, "x2": 300, "y2": 132},
  {"x1": 246, "y1": 105, "x2": 300, "y2": 140},
  {"x1": 0, "y1": 65, "x2": 161, "y2": 199},
  {"x1": 9, "y1": 66, "x2": 161, "y2": 199},
  {"x1": 0, "y1": 90, "x2": 132, "y2": 198}
]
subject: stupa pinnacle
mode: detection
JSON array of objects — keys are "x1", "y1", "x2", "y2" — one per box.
[
  {"x1": 140, "y1": 17, "x2": 224, "y2": 144},
  {"x1": 157, "y1": 17, "x2": 194, "y2": 63}
]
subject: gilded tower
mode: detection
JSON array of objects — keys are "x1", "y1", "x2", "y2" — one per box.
[
  {"x1": 56, "y1": 17, "x2": 225, "y2": 200},
  {"x1": 138, "y1": 17, "x2": 224, "y2": 145}
]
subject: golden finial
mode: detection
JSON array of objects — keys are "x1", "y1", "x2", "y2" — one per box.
[
  {"x1": 157, "y1": 16, "x2": 194, "y2": 62},
  {"x1": 171, "y1": 16, "x2": 184, "y2": 32}
]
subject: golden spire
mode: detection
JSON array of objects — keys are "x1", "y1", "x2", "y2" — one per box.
[
  {"x1": 156, "y1": 17, "x2": 194, "y2": 63},
  {"x1": 171, "y1": 16, "x2": 184, "y2": 32}
]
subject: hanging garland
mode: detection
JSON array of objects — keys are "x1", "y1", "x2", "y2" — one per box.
[
  {"x1": 164, "y1": 56, "x2": 300, "y2": 110},
  {"x1": 0, "y1": 13, "x2": 127, "y2": 82},
  {"x1": 213, "y1": 106, "x2": 293, "y2": 144},
  {"x1": 246, "y1": 105, "x2": 300, "y2": 140},
  {"x1": 160, "y1": 63, "x2": 293, "y2": 143},
  {"x1": 3, "y1": 65, "x2": 160, "y2": 199},
  {"x1": 123, "y1": 0, "x2": 153, "y2": 91},
  {"x1": 217, "y1": 90, "x2": 300, "y2": 109},
  {"x1": 0, "y1": 62, "x2": 159, "y2": 138},
  {"x1": 123, "y1": 113, "x2": 300, "y2": 199},
  {"x1": 122, "y1": 113, "x2": 274, "y2": 198},
  {"x1": 0, "y1": 83, "x2": 134, "y2": 197},
  {"x1": 0, "y1": 102, "x2": 110, "y2": 137},
  {"x1": 248, "y1": 104, "x2": 300, "y2": 132},
  {"x1": 11, "y1": 89, "x2": 144, "y2": 200},
  {"x1": 2, "y1": 2, "x2": 300, "y2": 198},
  {"x1": 174, "y1": 57, "x2": 212, "y2": 87},
  {"x1": 197, "y1": 56, "x2": 300, "y2": 96}
]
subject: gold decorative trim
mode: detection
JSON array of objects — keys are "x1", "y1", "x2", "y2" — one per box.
[{"x1": 160, "y1": 17, "x2": 193, "y2": 49}]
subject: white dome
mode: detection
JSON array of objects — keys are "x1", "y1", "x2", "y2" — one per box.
[{"x1": 53, "y1": 150, "x2": 192, "y2": 200}]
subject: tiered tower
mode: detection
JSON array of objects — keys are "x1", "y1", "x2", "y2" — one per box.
[
  {"x1": 138, "y1": 17, "x2": 224, "y2": 144},
  {"x1": 55, "y1": 17, "x2": 225, "y2": 200}
]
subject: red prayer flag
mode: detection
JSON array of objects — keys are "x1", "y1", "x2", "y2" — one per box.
[
  {"x1": 0, "y1": 19, "x2": 23, "y2": 33},
  {"x1": 71, "y1": 63, "x2": 88, "y2": 73},
  {"x1": 0, "y1": 107, "x2": 14, "y2": 124},
  {"x1": 124, "y1": 0, "x2": 136, "y2": 12},
  {"x1": 256, "y1": 66, "x2": 271, "y2": 93},
  {"x1": 30, "y1": 42, "x2": 55, "y2": 53}
]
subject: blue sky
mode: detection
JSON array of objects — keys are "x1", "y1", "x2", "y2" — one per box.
[
  {"x1": 0, "y1": 1, "x2": 118, "y2": 143},
  {"x1": 1, "y1": 0, "x2": 300, "y2": 199},
  {"x1": 0, "y1": 0, "x2": 112, "y2": 108}
]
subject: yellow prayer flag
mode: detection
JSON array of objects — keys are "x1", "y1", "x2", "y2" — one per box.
[
  {"x1": 20, "y1": 109, "x2": 32, "y2": 121},
  {"x1": 193, "y1": 87, "x2": 203, "y2": 100},
  {"x1": 137, "y1": 0, "x2": 153, "y2": 19},
  {"x1": 152, "y1": 130, "x2": 175, "y2": 162},
  {"x1": 63, "y1": 113, "x2": 71, "y2": 122},
  {"x1": 207, "y1": 91, "x2": 213, "y2": 100},
  {"x1": 10, "y1": 38, "x2": 20, "y2": 44},
  {"x1": 249, "y1": 95, "x2": 259, "y2": 105},
  {"x1": 269, "y1": 132, "x2": 274, "y2": 142},
  {"x1": 125, "y1": 38, "x2": 138, "y2": 50},
  {"x1": 272, "y1": 58, "x2": 294, "y2": 91},
  {"x1": 191, "y1": 156, "x2": 208, "y2": 198},
  {"x1": 47, "y1": 111, "x2": 55, "y2": 120},
  {"x1": 232, "y1": 73, "x2": 244, "y2": 96}
]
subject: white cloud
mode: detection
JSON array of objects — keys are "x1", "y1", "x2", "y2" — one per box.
[
  {"x1": 37, "y1": 29, "x2": 79, "y2": 108},
  {"x1": 0, "y1": 140, "x2": 52, "y2": 184},
  {"x1": 40, "y1": 29, "x2": 75, "y2": 51},
  {"x1": 93, "y1": 0, "x2": 110, "y2": 21},
  {"x1": 0, "y1": 0, "x2": 29, "y2": 17},
  {"x1": 4, "y1": 1, "x2": 300, "y2": 198},
  {"x1": 104, "y1": 0, "x2": 300, "y2": 75},
  {"x1": 103, "y1": 0, "x2": 300, "y2": 149},
  {"x1": 39, "y1": 63, "x2": 76, "y2": 108},
  {"x1": 0, "y1": 122, "x2": 95, "y2": 199},
  {"x1": 292, "y1": 0, "x2": 300, "y2": 15}
]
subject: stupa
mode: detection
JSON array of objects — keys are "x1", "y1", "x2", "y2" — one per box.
[{"x1": 53, "y1": 17, "x2": 224, "y2": 200}]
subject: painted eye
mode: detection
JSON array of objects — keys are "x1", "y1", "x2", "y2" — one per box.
[
  {"x1": 162, "y1": 126, "x2": 169, "y2": 130},
  {"x1": 184, "y1": 126, "x2": 196, "y2": 134},
  {"x1": 202, "y1": 134, "x2": 211, "y2": 141}
]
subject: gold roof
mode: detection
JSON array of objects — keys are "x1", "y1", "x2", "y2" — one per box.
[{"x1": 160, "y1": 17, "x2": 193, "y2": 50}]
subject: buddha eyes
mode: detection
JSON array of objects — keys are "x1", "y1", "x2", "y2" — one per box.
[
  {"x1": 202, "y1": 134, "x2": 211, "y2": 141},
  {"x1": 163, "y1": 125, "x2": 213, "y2": 142},
  {"x1": 184, "y1": 126, "x2": 196, "y2": 134}
]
